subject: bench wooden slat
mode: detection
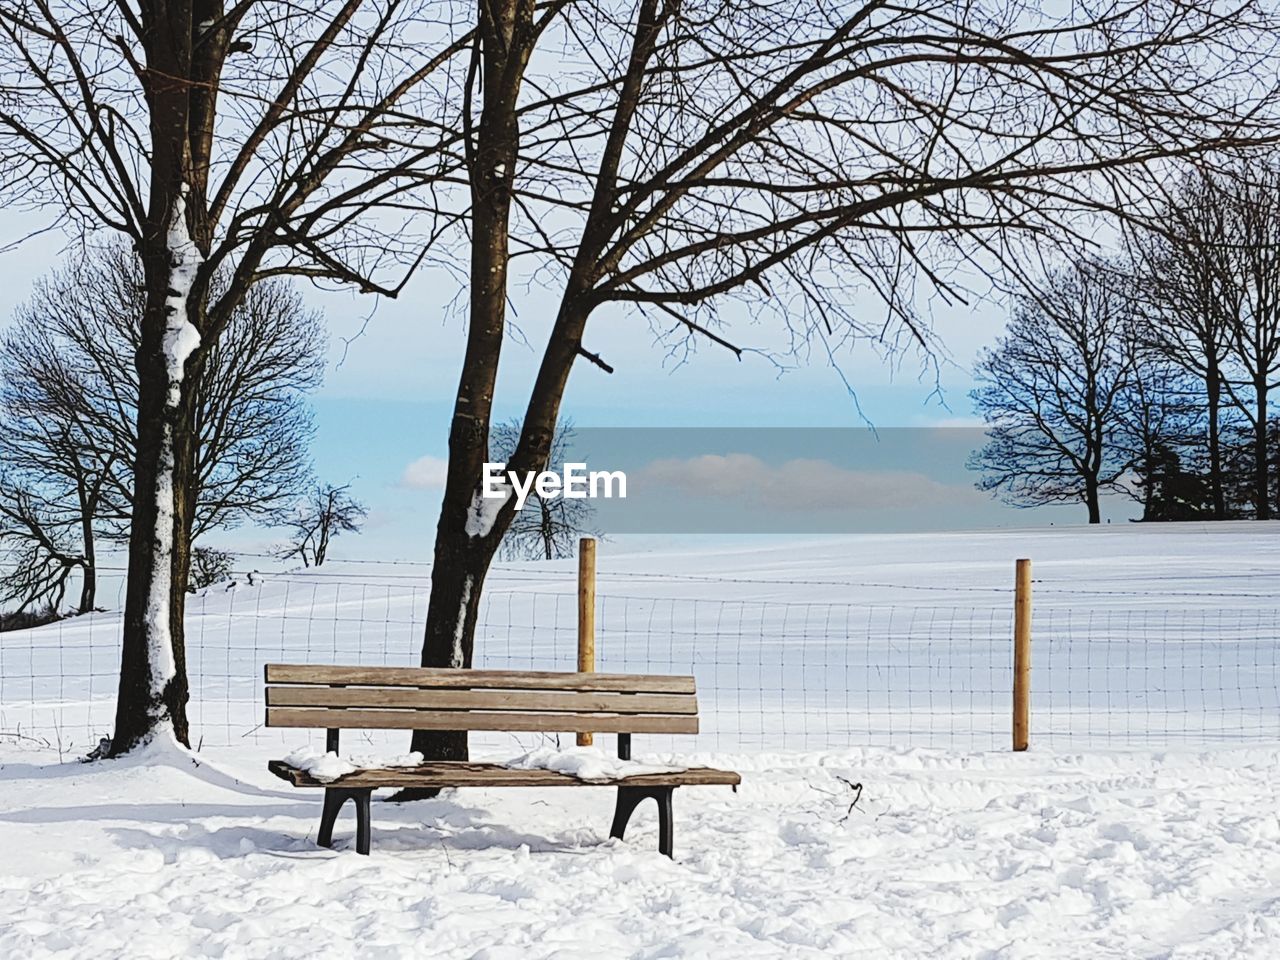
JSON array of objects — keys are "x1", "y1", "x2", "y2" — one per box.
[
  {"x1": 264, "y1": 663, "x2": 695, "y2": 694},
  {"x1": 267, "y1": 759, "x2": 740, "y2": 789},
  {"x1": 266, "y1": 686, "x2": 698, "y2": 714},
  {"x1": 266, "y1": 706, "x2": 698, "y2": 734}
]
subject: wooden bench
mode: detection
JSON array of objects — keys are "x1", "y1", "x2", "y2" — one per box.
[{"x1": 264, "y1": 664, "x2": 740, "y2": 857}]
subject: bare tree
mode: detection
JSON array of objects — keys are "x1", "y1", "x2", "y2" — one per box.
[
  {"x1": 0, "y1": 478, "x2": 105, "y2": 613},
  {"x1": 188, "y1": 275, "x2": 324, "y2": 540},
  {"x1": 188, "y1": 546, "x2": 234, "y2": 591},
  {"x1": 405, "y1": 0, "x2": 1280, "y2": 768},
  {"x1": 0, "y1": 0, "x2": 465, "y2": 751},
  {"x1": 0, "y1": 245, "x2": 322, "y2": 613},
  {"x1": 1113, "y1": 344, "x2": 1210, "y2": 521},
  {"x1": 0, "y1": 255, "x2": 128, "y2": 613},
  {"x1": 1217, "y1": 164, "x2": 1280, "y2": 520},
  {"x1": 970, "y1": 261, "x2": 1138, "y2": 523},
  {"x1": 491, "y1": 419, "x2": 596, "y2": 561},
  {"x1": 1125, "y1": 173, "x2": 1239, "y2": 519},
  {"x1": 277, "y1": 483, "x2": 367, "y2": 568},
  {"x1": 1130, "y1": 163, "x2": 1280, "y2": 519}
]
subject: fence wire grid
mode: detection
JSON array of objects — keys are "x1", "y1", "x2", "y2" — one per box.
[{"x1": 2, "y1": 567, "x2": 1279, "y2": 756}]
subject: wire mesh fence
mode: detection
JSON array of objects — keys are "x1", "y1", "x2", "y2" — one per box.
[{"x1": 2, "y1": 565, "x2": 1279, "y2": 756}]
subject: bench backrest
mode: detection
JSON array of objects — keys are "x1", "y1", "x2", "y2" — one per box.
[{"x1": 264, "y1": 664, "x2": 699, "y2": 735}]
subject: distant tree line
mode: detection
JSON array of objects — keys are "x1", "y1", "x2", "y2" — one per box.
[{"x1": 971, "y1": 163, "x2": 1280, "y2": 524}]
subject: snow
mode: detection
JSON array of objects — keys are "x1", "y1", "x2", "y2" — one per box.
[
  {"x1": 142, "y1": 422, "x2": 178, "y2": 706},
  {"x1": 349, "y1": 750, "x2": 426, "y2": 769},
  {"x1": 2, "y1": 739, "x2": 1280, "y2": 957},
  {"x1": 162, "y1": 184, "x2": 203, "y2": 406},
  {"x1": 282, "y1": 747, "x2": 357, "y2": 782},
  {"x1": 7, "y1": 522, "x2": 1280, "y2": 754},
  {"x1": 3, "y1": 525, "x2": 1280, "y2": 953},
  {"x1": 279, "y1": 744, "x2": 680, "y2": 784},
  {"x1": 501, "y1": 745, "x2": 685, "y2": 781},
  {"x1": 283, "y1": 746, "x2": 427, "y2": 782},
  {"x1": 466, "y1": 483, "x2": 509, "y2": 537},
  {"x1": 452, "y1": 573, "x2": 472, "y2": 667}
]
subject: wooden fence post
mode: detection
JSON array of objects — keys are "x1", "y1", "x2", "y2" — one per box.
[
  {"x1": 1013, "y1": 558, "x2": 1032, "y2": 751},
  {"x1": 577, "y1": 537, "x2": 597, "y2": 746}
]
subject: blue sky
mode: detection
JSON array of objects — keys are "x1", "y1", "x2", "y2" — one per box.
[
  {"x1": 0, "y1": 224, "x2": 1122, "y2": 562},
  {"x1": 290, "y1": 258, "x2": 1118, "y2": 557}
]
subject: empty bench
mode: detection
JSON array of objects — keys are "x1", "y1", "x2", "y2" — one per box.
[{"x1": 264, "y1": 664, "x2": 740, "y2": 857}]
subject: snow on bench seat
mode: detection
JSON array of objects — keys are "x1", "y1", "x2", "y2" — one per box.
[{"x1": 268, "y1": 758, "x2": 741, "y2": 789}]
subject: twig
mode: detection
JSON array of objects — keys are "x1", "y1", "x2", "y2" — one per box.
[
  {"x1": 0, "y1": 729, "x2": 53, "y2": 748},
  {"x1": 577, "y1": 346, "x2": 614, "y2": 373},
  {"x1": 437, "y1": 836, "x2": 454, "y2": 871},
  {"x1": 835, "y1": 776, "x2": 864, "y2": 823}
]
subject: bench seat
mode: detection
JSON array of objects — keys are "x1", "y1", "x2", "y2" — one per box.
[{"x1": 268, "y1": 759, "x2": 741, "y2": 790}]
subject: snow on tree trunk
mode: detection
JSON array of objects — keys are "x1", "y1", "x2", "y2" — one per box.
[
  {"x1": 451, "y1": 574, "x2": 473, "y2": 668},
  {"x1": 143, "y1": 186, "x2": 203, "y2": 711},
  {"x1": 450, "y1": 479, "x2": 511, "y2": 665},
  {"x1": 465, "y1": 481, "x2": 510, "y2": 538}
]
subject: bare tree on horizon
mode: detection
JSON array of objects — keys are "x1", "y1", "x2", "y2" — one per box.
[
  {"x1": 276, "y1": 482, "x2": 368, "y2": 568},
  {"x1": 1126, "y1": 165, "x2": 1280, "y2": 520},
  {"x1": 970, "y1": 261, "x2": 1138, "y2": 524},
  {"x1": 491, "y1": 418, "x2": 597, "y2": 562}
]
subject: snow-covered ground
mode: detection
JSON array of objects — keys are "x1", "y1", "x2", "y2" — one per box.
[
  {"x1": 2, "y1": 738, "x2": 1279, "y2": 958},
  {"x1": 2, "y1": 524, "x2": 1280, "y2": 956},
  {"x1": 3, "y1": 523, "x2": 1279, "y2": 754}
]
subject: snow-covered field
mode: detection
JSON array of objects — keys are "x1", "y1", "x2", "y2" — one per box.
[
  {"x1": 3, "y1": 524, "x2": 1280, "y2": 957},
  {"x1": 2, "y1": 738, "x2": 1279, "y2": 958},
  {"x1": 4, "y1": 523, "x2": 1279, "y2": 753}
]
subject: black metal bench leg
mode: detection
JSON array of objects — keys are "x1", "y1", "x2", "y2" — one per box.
[
  {"x1": 317, "y1": 788, "x2": 373, "y2": 854},
  {"x1": 610, "y1": 787, "x2": 643, "y2": 841},
  {"x1": 610, "y1": 786, "x2": 676, "y2": 859},
  {"x1": 354, "y1": 789, "x2": 371, "y2": 855},
  {"x1": 656, "y1": 787, "x2": 674, "y2": 859},
  {"x1": 317, "y1": 789, "x2": 347, "y2": 848}
]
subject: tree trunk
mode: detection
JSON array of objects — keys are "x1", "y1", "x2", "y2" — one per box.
[
  {"x1": 77, "y1": 562, "x2": 96, "y2": 616},
  {"x1": 78, "y1": 510, "x2": 97, "y2": 615},
  {"x1": 107, "y1": 0, "x2": 228, "y2": 756},
  {"x1": 1085, "y1": 477, "x2": 1101, "y2": 524},
  {"x1": 1256, "y1": 379, "x2": 1270, "y2": 520},
  {"x1": 409, "y1": 524, "x2": 498, "y2": 763},
  {"x1": 405, "y1": 0, "x2": 537, "y2": 779},
  {"x1": 405, "y1": 0, "x2": 659, "y2": 784},
  {"x1": 1206, "y1": 363, "x2": 1227, "y2": 519},
  {"x1": 1140, "y1": 448, "x2": 1157, "y2": 521},
  {"x1": 109, "y1": 107, "x2": 201, "y2": 752},
  {"x1": 541, "y1": 496, "x2": 553, "y2": 559},
  {"x1": 1274, "y1": 420, "x2": 1280, "y2": 517},
  {"x1": 111, "y1": 309, "x2": 195, "y2": 753}
]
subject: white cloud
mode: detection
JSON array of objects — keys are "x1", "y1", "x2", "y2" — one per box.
[
  {"x1": 638, "y1": 453, "x2": 980, "y2": 511},
  {"x1": 400, "y1": 455, "x2": 449, "y2": 490},
  {"x1": 923, "y1": 415, "x2": 986, "y2": 429}
]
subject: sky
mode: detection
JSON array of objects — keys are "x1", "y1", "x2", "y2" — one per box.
[{"x1": 0, "y1": 216, "x2": 1126, "y2": 565}]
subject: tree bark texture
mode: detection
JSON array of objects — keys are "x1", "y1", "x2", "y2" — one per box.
[{"x1": 111, "y1": 0, "x2": 222, "y2": 754}]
